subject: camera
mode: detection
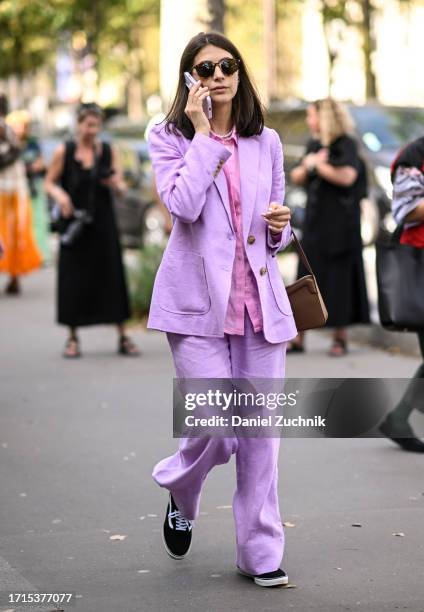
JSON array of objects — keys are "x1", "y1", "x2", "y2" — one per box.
[{"x1": 60, "y1": 209, "x2": 93, "y2": 247}]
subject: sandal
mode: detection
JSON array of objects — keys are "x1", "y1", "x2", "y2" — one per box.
[
  {"x1": 5, "y1": 277, "x2": 20, "y2": 295},
  {"x1": 328, "y1": 338, "x2": 348, "y2": 357},
  {"x1": 118, "y1": 335, "x2": 140, "y2": 356},
  {"x1": 63, "y1": 337, "x2": 81, "y2": 359},
  {"x1": 287, "y1": 341, "x2": 305, "y2": 354}
]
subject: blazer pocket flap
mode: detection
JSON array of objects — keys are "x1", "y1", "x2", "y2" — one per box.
[{"x1": 156, "y1": 250, "x2": 211, "y2": 315}]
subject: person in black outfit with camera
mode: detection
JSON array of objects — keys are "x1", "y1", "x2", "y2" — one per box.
[{"x1": 45, "y1": 103, "x2": 139, "y2": 358}]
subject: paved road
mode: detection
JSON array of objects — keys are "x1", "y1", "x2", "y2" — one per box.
[{"x1": 1, "y1": 267, "x2": 423, "y2": 612}]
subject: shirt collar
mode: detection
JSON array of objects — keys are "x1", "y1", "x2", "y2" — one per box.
[{"x1": 210, "y1": 125, "x2": 238, "y2": 144}]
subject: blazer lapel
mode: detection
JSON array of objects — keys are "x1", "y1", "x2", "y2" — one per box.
[
  {"x1": 238, "y1": 136, "x2": 260, "y2": 242},
  {"x1": 213, "y1": 163, "x2": 235, "y2": 234}
]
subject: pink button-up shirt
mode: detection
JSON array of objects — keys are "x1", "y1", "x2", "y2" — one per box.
[{"x1": 210, "y1": 126, "x2": 265, "y2": 335}]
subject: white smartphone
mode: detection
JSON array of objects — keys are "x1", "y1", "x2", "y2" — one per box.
[{"x1": 184, "y1": 71, "x2": 213, "y2": 119}]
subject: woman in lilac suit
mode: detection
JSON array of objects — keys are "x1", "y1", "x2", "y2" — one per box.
[{"x1": 147, "y1": 31, "x2": 297, "y2": 587}]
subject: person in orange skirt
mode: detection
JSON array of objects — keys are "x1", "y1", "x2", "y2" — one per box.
[{"x1": 0, "y1": 95, "x2": 41, "y2": 294}]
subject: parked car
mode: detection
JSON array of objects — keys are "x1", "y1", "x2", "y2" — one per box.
[
  {"x1": 104, "y1": 133, "x2": 168, "y2": 249},
  {"x1": 265, "y1": 103, "x2": 424, "y2": 245}
]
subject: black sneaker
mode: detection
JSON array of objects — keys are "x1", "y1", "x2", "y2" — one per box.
[
  {"x1": 237, "y1": 565, "x2": 289, "y2": 587},
  {"x1": 162, "y1": 492, "x2": 193, "y2": 559},
  {"x1": 379, "y1": 417, "x2": 424, "y2": 453}
]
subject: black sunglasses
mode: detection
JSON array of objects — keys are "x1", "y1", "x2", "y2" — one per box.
[{"x1": 191, "y1": 58, "x2": 240, "y2": 78}]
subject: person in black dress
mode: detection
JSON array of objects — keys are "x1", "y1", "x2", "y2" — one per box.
[
  {"x1": 45, "y1": 103, "x2": 139, "y2": 358},
  {"x1": 290, "y1": 98, "x2": 370, "y2": 356}
]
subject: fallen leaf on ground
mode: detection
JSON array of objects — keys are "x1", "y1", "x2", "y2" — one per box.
[{"x1": 109, "y1": 534, "x2": 127, "y2": 541}]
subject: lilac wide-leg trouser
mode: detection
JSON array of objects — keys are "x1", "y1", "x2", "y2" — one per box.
[{"x1": 152, "y1": 310, "x2": 287, "y2": 575}]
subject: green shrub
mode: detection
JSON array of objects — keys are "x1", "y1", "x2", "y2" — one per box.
[{"x1": 127, "y1": 243, "x2": 165, "y2": 318}]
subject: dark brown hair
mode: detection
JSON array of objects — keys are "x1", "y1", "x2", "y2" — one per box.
[
  {"x1": 163, "y1": 31, "x2": 264, "y2": 139},
  {"x1": 76, "y1": 102, "x2": 104, "y2": 123}
]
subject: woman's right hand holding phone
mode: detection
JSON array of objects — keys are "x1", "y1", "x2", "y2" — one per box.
[{"x1": 184, "y1": 80, "x2": 211, "y2": 135}]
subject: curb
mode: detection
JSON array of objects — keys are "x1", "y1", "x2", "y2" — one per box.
[{"x1": 347, "y1": 324, "x2": 421, "y2": 358}]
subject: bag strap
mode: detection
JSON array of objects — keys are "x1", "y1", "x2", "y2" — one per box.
[
  {"x1": 85, "y1": 142, "x2": 102, "y2": 218},
  {"x1": 392, "y1": 224, "x2": 404, "y2": 244},
  {"x1": 290, "y1": 229, "x2": 315, "y2": 277},
  {"x1": 61, "y1": 140, "x2": 76, "y2": 179},
  {"x1": 101, "y1": 140, "x2": 112, "y2": 166}
]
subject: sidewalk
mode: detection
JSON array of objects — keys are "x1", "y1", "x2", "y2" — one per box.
[{"x1": 0, "y1": 266, "x2": 423, "y2": 612}]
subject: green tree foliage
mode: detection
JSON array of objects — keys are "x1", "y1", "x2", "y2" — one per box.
[
  {"x1": 207, "y1": 0, "x2": 226, "y2": 32},
  {"x1": 0, "y1": 0, "x2": 159, "y2": 85},
  {"x1": 0, "y1": 0, "x2": 66, "y2": 80}
]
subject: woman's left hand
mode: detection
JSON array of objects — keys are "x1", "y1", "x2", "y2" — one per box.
[
  {"x1": 101, "y1": 175, "x2": 127, "y2": 196},
  {"x1": 261, "y1": 203, "x2": 291, "y2": 233}
]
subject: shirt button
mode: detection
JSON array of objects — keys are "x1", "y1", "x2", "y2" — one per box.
[
  {"x1": 259, "y1": 266, "x2": 267, "y2": 276},
  {"x1": 247, "y1": 235, "x2": 255, "y2": 244}
]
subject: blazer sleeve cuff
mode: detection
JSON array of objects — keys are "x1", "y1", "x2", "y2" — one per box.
[
  {"x1": 190, "y1": 132, "x2": 232, "y2": 179},
  {"x1": 267, "y1": 223, "x2": 293, "y2": 255}
]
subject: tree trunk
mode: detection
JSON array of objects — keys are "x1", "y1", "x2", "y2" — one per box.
[
  {"x1": 87, "y1": 0, "x2": 102, "y2": 95},
  {"x1": 207, "y1": 0, "x2": 225, "y2": 32},
  {"x1": 263, "y1": 0, "x2": 277, "y2": 104},
  {"x1": 362, "y1": 0, "x2": 377, "y2": 100},
  {"x1": 322, "y1": 29, "x2": 337, "y2": 97}
]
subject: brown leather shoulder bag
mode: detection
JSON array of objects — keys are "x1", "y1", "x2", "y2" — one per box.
[{"x1": 286, "y1": 230, "x2": 328, "y2": 331}]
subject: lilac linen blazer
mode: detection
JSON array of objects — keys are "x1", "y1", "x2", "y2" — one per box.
[{"x1": 146, "y1": 122, "x2": 298, "y2": 344}]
